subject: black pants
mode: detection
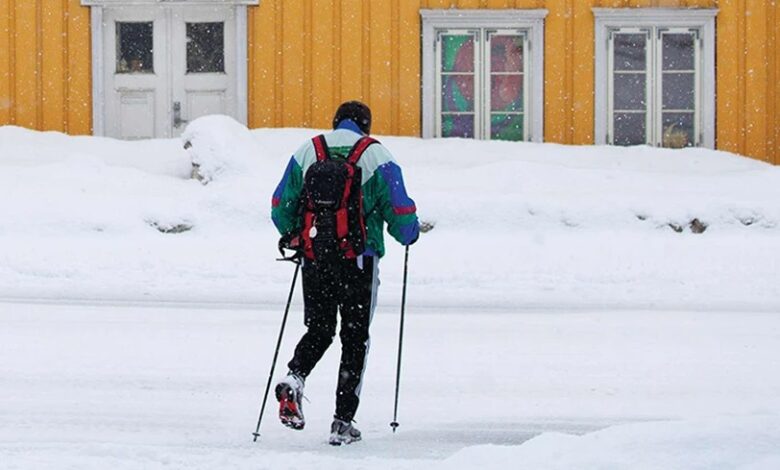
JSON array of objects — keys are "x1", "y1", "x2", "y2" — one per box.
[{"x1": 287, "y1": 255, "x2": 377, "y2": 422}]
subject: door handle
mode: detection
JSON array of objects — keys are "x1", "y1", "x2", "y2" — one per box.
[{"x1": 173, "y1": 101, "x2": 189, "y2": 128}]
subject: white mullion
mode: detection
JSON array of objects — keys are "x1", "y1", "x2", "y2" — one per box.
[
  {"x1": 478, "y1": 28, "x2": 486, "y2": 140},
  {"x1": 607, "y1": 30, "x2": 615, "y2": 144},
  {"x1": 473, "y1": 28, "x2": 482, "y2": 139},
  {"x1": 434, "y1": 31, "x2": 443, "y2": 138},
  {"x1": 522, "y1": 32, "x2": 530, "y2": 141},
  {"x1": 651, "y1": 27, "x2": 661, "y2": 146},
  {"x1": 694, "y1": 31, "x2": 702, "y2": 146}
]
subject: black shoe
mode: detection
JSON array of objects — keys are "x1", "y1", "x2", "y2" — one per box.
[
  {"x1": 328, "y1": 418, "x2": 361, "y2": 446},
  {"x1": 275, "y1": 374, "x2": 305, "y2": 430}
]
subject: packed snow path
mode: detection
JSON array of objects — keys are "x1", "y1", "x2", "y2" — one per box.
[{"x1": 1, "y1": 301, "x2": 779, "y2": 469}]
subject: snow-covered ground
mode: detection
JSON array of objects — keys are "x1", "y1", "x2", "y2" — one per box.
[
  {"x1": 1, "y1": 117, "x2": 780, "y2": 468},
  {"x1": 2, "y1": 301, "x2": 779, "y2": 469}
]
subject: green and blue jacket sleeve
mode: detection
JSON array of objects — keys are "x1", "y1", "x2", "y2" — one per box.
[
  {"x1": 271, "y1": 155, "x2": 304, "y2": 236},
  {"x1": 375, "y1": 160, "x2": 419, "y2": 245}
]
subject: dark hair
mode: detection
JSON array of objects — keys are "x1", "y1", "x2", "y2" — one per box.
[{"x1": 332, "y1": 101, "x2": 372, "y2": 135}]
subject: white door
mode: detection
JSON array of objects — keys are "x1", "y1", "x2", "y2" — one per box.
[{"x1": 101, "y1": 4, "x2": 239, "y2": 139}]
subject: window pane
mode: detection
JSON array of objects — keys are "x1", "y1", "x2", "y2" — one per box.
[
  {"x1": 442, "y1": 75, "x2": 474, "y2": 112},
  {"x1": 187, "y1": 22, "x2": 225, "y2": 74},
  {"x1": 490, "y1": 35, "x2": 523, "y2": 73},
  {"x1": 614, "y1": 73, "x2": 646, "y2": 111},
  {"x1": 662, "y1": 112, "x2": 695, "y2": 148},
  {"x1": 613, "y1": 113, "x2": 646, "y2": 146},
  {"x1": 442, "y1": 114, "x2": 474, "y2": 138},
  {"x1": 663, "y1": 33, "x2": 695, "y2": 71},
  {"x1": 613, "y1": 33, "x2": 646, "y2": 71},
  {"x1": 441, "y1": 35, "x2": 474, "y2": 73},
  {"x1": 116, "y1": 22, "x2": 153, "y2": 74},
  {"x1": 491, "y1": 75, "x2": 523, "y2": 112},
  {"x1": 663, "y1": 72, "x2": 695, "y2": 110},
  {"x1": 490, "y1": 114, "x2": 524, "y2": 141}
]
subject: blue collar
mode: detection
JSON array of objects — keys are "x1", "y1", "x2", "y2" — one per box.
[{"x1": 336, "y1": 119, "x2": 365, "y2": 135}]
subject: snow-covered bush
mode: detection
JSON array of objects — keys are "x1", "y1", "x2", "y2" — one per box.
[{"x1": 181, "y1": 115, "x2": 262, "y2": 183}]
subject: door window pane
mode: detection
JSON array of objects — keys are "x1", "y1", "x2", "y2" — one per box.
[
  {"x1": 613, "y1": 113, "x2": 646, "y2": 146},
  {"x1": 116, "y1": 22, "x2": 153, "y2": 74},
  {"x1": 613, "y1": 33, "x2": 647, "y2": 71},
  {"x1": 442, "y1": 114, "x2": 475, "y2": 138},
  {"x1": 613, "y1": 73, "x2": 646, "y2": 111},
  {"x1": 662, "y1": 112, "x2": 695, "y2": 148},
  {"x1": 490, "y1": 114, "x2": 523, "y2": 141},
  {"x1": 187, "y1": 22, "x2": 225, "y2": 74},
  {"x1": 663, "y1": 33, "x2": 695, "y2": 71}
]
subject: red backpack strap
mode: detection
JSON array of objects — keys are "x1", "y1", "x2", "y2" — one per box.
[
  {"x1": 346, "y1": 136, "x2": 378, "y2": 165},
  {"x1": 312, "y1": 134, "x2": 330, "y2": 162}
]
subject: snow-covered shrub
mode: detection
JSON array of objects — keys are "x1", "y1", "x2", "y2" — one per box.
[{"x1": 181, "y1": 115, "x2": 261, "y2": 184}]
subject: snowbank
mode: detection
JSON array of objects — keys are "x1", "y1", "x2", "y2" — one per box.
[
  {"x1": 182, "y1": 114, "x2": 265, "y2": 183},
  {"x1": 442, "y1": 416, "x2": 780, "y2": 469},
  {"x1": 1, "y1": 119, "x2": 779, "y2": 309}
]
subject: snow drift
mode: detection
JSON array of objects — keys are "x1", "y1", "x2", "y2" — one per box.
[{"x1": 1, "y1": 117, "x2": 779, "y2": 309}]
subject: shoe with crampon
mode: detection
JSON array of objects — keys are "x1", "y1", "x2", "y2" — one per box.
[{"x1": 275, "y1": 374, "x2": 305, "y2": 430}]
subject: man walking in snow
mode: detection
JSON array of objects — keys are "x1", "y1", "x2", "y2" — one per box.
[{"x1": 270, "y1": 101, "x2": 419, "y2": 445}]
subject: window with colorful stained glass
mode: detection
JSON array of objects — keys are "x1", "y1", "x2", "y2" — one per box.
[{"x1": 435, "y1": 28, "x2": 529, "y2": 141}]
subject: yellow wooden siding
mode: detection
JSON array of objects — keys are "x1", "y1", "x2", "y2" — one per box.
[
  {"x1": 716, "y1": 0, "x2": 779, "y2": 164},
  {"x1": 0, "y1": 0, "x2": 10, "y2": 125},
  {"x1": 247, "y1": 0, "x2": 777, "y2": 164},
  {"x1": 0, "y1": 1, "x2": 777, "y2": 164},
  {"x1": 0, "y1": 0, "x2": 90, "y2": 133}
]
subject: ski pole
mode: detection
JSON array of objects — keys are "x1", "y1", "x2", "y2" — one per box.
[
  {"x1": 252, "y1": 258, "x2": 300, "y2": 442},
  {"x1": 390, "y1": 245, "x2": 410, "y2": 433}
]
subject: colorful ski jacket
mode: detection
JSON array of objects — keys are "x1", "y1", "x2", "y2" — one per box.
[{"x1": 272, "y1": 120, "x2": 419, "y2": 258}]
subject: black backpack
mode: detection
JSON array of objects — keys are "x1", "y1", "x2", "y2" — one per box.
[{"x1": 300, "y1": 134, "x2": 378, "y2": 261}]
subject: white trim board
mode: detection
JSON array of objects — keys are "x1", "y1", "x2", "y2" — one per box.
[
  {"x1": 593, "y1": 8, "x2": 718, "y2": 149},
  {"x1": 83, "y1": 1, "x2": 258, "y2": 5},
  {"x1": 420, "y1": 9, "x2": 547, "y2": 142}
]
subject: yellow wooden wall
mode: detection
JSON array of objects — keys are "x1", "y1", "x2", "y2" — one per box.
[
  {"x1": 717, "y1": 0, "x2": 779, "y2": 164},
  {"x1": 248, "y1": 0, "x2": 779, "y2": 164},
  {"x1": 0, "y1": 0, "x2": 91, "y2": 134},
  {"x1": 0, "y1": 1, "x2": 777, "y2": 164}
]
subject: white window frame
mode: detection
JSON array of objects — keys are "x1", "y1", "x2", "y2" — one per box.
[
  {"x1": 593, "y1": 8, "x2": 717, "y2": 149},
  {"x1": 421, "y1": 9, "x2": 547, "y2": 142},
  {"x1": 82, "y1": 0, "x2": 258, "y2": 136}
]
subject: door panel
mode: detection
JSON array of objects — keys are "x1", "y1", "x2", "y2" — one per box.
[
  {"x1": 118, "y1": 90, "x2": 156, "y2": 139},
  {"x1": 104, "y1": 7, "x2": 168, "y2": 139},
  {"x1": 170, "y1": 6, "x2": 237, "y2": 138}
]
